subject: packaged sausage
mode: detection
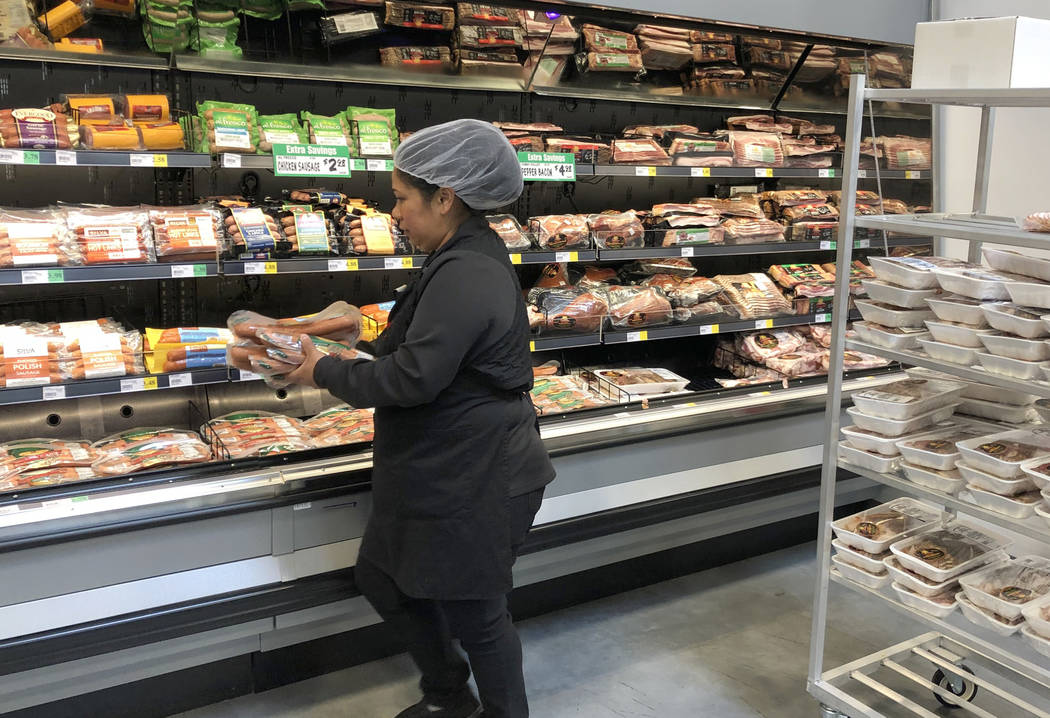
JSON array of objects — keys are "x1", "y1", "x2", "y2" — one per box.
[
  {"x1": 79, "y1": 124, "x2": 142, "y2": 150},
  {"x1": 141, "y1": 10, "x2": 192, "y2": 53},
  {"x1": 197, "y1": 100, "x2": 259, "y2": 154},
  {"x1": 320, "y1": 10, "x2": 382, "y2": 46},
  {"x1": 384, "y1": 1, "x2": 455, "y2": 30},
  {"x1": 193, "y1": 14, "x2": 242, "y2": 59},
  {"x1": 312, "y1": 408, "x2": 375, "y2": 447},
  {"x1": 345, "y1": 107, "x2": 397, "y2": 157},
  {"x1": 64, "y1": 93, "x2": 119, "y2": 125},
  {"x1": 302, "y1": 112, "x2": 352, "y2": 148},
  {"x1": 147, "y1": 206, "x2": 220, "y2": 262},
  {"x1": 223, "y1": 207, "x2": 280, "y2": 255},
  {"x1": 358, "y1": 213, "x2": 397, "y2": 255},
  {"x1": 92, "y1": 427, "x2": 201, "y2": 451},
  {"x1": 379, "y1": 46, "x2": 454, "y2": 70},
  {"x1": 138, "y1": 122, "x2": 185, "y2": 150},
  {"x1": 257, "y1": 114, "x2": 308, "y2": 154},
  {"x1": 227, "y1": 301, "x2": 363, "y2": 344},
  {"x1": 0, "y1": 326, "x2": 53, "y2": 387},
  {"x1": 0, "y1": 439, "x2": 98, "y2": 483},
  {"x1": 92, "y1": 434, "x2": 212, "y2": 476},
  {"x1": 277, "y1": 208, "x2": 333, "y2": 254},
  {"x1": 63, "y1": 206, "x2": 156, "y2": 264},
  {"x1": 120, "y1": 94, "x2": 170, "y2": 124},
  {"x1": 0, "y1": 106, "x2": 77, "y2": 149},
  {"x1": 6, "y1": 465, "x2": 97, "y2": 489},
  {"x1": 0, "y1": 208, "x2": 81, "y2": 267},
  {"x1": 201, "y1": 411, "x2": 313, "y2": 458},
  {"x1": 49, "y1": 323, "x2": 146, "y2": 380},
  {"x1": 456, "y1": 24, "x2": 522, "y2": 49}
]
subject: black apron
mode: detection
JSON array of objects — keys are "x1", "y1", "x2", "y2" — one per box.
[{"x1": 359, "y1": 223, "x2": 553, "y2": 600}]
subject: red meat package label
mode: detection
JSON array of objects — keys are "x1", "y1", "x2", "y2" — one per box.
[{"x1": 1, "y1": 333, "x2": 50, "y2": 387}]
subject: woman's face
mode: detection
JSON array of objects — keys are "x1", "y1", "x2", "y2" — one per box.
[{"x1": 391, "y1": 169, "x2": 456, "y2": 254}]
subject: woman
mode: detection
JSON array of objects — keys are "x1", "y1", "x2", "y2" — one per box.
[{"x1": 286, "y1": 118, "x2": 555, "y2": 718}]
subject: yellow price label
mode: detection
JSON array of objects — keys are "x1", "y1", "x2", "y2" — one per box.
[
  {"x1": 153, "y1": 154, "x2": 168, "y2": 167},
  {"x1": 905, "y1": 170, "x2": 920, "y2": 179},
  {"x1": 346, "y1": 258, "x2": 359, "y2": 271},
  {"x1": 693, "y1": 167, "x2": 711, "y2": 177},
  {"x1": 700, "y1": 324, "x2": 719, "y2": 335},
  {"x1": 143, "y1": 376, "x2": 158, "y2": 390},
  {"x1": 264, "y1": 262, "x2": 278, "y2": 274},
  {"x1": 568, "y1": 251, "x2": 579, "y2": 262},
  {"x1": 509, "y1": 253, "x2": 522, "y2": 265},
  {"x1": 529, "y1": 341, "x2": 536, "y2": 352},
  {"x1": 627, "y1": 330, "x2": 648, "y2": 342},
  {"x1": 757, "y1": 168, "x2": 773, "y2": 178},
  {"x1": 647, "y1": 167, "x2": 656, "y2": 176},
  {"x1": 755, "y1": 319, "x2": 773, "y2": 329},
  {"x1": 401, "y1": 257, "x2": 414, "y2": 268}
]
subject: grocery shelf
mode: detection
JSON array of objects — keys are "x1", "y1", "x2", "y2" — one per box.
[
  {"x1": 510, "y1": 250, "x2": 597, "y2": 264},
  {"x1": 839, "y1": 462, "x2": 1050, "y2": 545},
  {"x1": 176, "y1": 56, "x2": 527, "y2": 94},
  {"x1": 0, "y1": 46, "x2": 167, "y2": 69},
  {"x1": 867, "y1": 87, "x2": 1050, "y2": 108},
  {"x1": 856, "y1": 213, "x2": 1050, "y2": 251},
  {"x1": 595, "y1": 235, "x2": 930, "y2": 261},
  {"x1": 576, "y1": 165, "x2": 927, "y2": 180},
  {"x1": 0, "y1": 368, "x2": 230, "y2": 406},
  {"x1": 529, "y1": 334, "x2": 603, "y2": 352},
  {"x1": 601, "y1": 310, "x2": 852, "y2": 345},
  {"x1": 844, "y1": 339, "x2": 1050, "y2": 400},
  {"x1": 0, "y1": 262, "x2": 217, "y2": 286},
  {"x1": 829, "y1": 570, "x2": 1050, "y2": 688},
  {"x1": 0, "y1": 149, "x2": 211, "y2": 168},
  {"x1": 222, "y1": 256, "x2": 425, "y2": 274}
]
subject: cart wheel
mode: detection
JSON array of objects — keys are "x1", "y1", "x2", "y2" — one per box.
[{"x1": 932, "y1": 665, "x2": 978, "y2": 708}]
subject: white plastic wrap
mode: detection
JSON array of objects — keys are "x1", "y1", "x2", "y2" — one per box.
[
  {"x1": 830, "y1": 498, "x2": 939, "y2": 554},
  {"x1": 965, "y1": 484, "x2": 1044, "y2": 518},
  {"x1": 933, "y1": 268, "x2": 1022, "y2": 301},
  {"x1": 956, "y1": 430, "x2": 1050, "y2": 478},
  {"x1": 889, "y1": 524, "x2": 1009, "y2": 582},
  {"x1": 1021, "y1": 592, "x2": 1050, "y2": 641},
  {"x1": 958, "y1": 555, "x2": 1050, "y2": 622},
  {"x1": 900, "y1": 461, "x2": 966, "y2": 495},
  {"x1": 850, "y1": 379, "x2": 964, "y2": 420},
  {"x1": 956, "y1": 461, "x2": 1037, "y2": 496},
  {"x1": 896, "y1": 426, "x2": 984, "y2": 471}
]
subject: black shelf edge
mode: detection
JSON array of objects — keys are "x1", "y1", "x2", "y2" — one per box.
[
  {"x1": 530, "y1": 334, "x2": 603, "y2": 352},
  {"x1": 510, "y1": 250, "x2": 597, "y2": 264},
  {"x1": 574, "y1": 165, "x2": 928, "y2": 180},
  {"x1": 0, "y1": 150, "x2": 211, "y2": 169},
  {"x1": 595, "y1": 235, "x2": 932, "y2": 260},
  {"x1": 0, "y1": 368, "x2": 231, "y2": 407},
  {"x1": 222, "y1": 256, "x2": 425, "y2": 274},
  {"x1": 0, "y1": 262, "x2": 217, "y2": 286},
  {"x1": 600, "y1": 309, "x2": 859, "y2": 345}
]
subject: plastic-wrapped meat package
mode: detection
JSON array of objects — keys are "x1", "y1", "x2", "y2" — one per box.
[
  {"x1": 880, "y1": 199, "x2": 909, "y2": 214},
  {"x1": 714, "y1": 273, "x2": 794, "y2": 319},
  {"x1": 640, "y1": 38, "x2": 692, "y2": 70},
  {"x1": 670, "y1": 276, "x2": 722, "y2": 307},
  {"x1": 604, "y1": 286, "x2": 673, "y2": 329},
  {"x1": 689, "y1": 65, "x2": 748, "y2": 82},
  {"x1": 487, "y1": 214, "x2": 531, "y2": 251},
  {"x1": 309, "y1": 407, "x2": 375, "y2": 447},
  {"x1": 782, "y1": 203, "x2": 838, "y2": 224},
  {"x1": 650, "y1": 203, "x2": 721, "y2": 223},
  {"x1": 737, "y1": 329, "x2": 806, "y2": 362},
  {"x1": 0, "y1": 438, "x2": 98, "y2": 486},
  {"x1": 693, "y1": 43, "x2": 736, "y2": 64},
  {"x1": 384, "y1": 1, "x2": 455, "y2": 29},
  {"x1": 581, "y1": 24, "x2": 638, "y2": 52},
  {"x1": 821, "y1": 260, "x2": 875, "y2": 294},
  {"x1": 147, "y1": 206, "x2": 220, "y2": 262},
  {"x1": 693, "y1": 78, "x2": 758, "y2": 97},
  {"x1": 48, "y1": 327, "x2": 146, "y2": 381},
  {"x1": 531, "y1": 375, "x2": 610, "y2": 415},
  {"x1": 762, "y1": 189, "x2": 829, "y2": 212},
  {"x1": 827, "y1": 190, "x2": 881, "y2": 207},
  {"x1": 623, "y1": 124, "x2": 698, "y2": 139},
  {"x1": 583, "y1": 51, "x2": 644, "y2": 72},
  {"x1": 661, "y1": 226, "x2": 724, "y2": 247},
  {"x1": 457, "y1": 24, "x2": 523, "y2": 49},
  {"x1": 726, "y1": 115, "x2": 792, "y2": 134},
  {"x1": 806, "y1": 324, "x2": 833, "y2": 348},
  {"x1": 789, "y1": 221, "x2": 838, "y2": 242},
  {"x1": 611, "y1": 138, "x2": 671, "y2": 165},
  {"x1": 201, "y1": 411, "x2": 312, "y2": 459},
  {"x1": 881, "y1": 136, "x2": 931, "y2": 170},
  {"x1": 588, "y1": 212, "x2": 645, "y2": 249},
  {"x1": 779, "y1": 117, "x2": 837, "y2": 135},
  {"x1": 227, "y1": 301, "x2": 362, "y2": 343},
  {"x1": 454, "y1": 3, "x2": 516, "y2": 25},
  {"x1": 380, "y1": 46, "x2": 454, "y2": 70},
  {"x1": 92, "y1": 433, "x2": 212, "y2": 476},
  {"x1": 1023, "y1": 213, "x2": 1050, "y2": 233},
  {"x1": 634, "y1": 25, "x2": 691, "y2": 42},
  {"x1": 764, "y1": 350, "x2": 825, "y2": 377},
  {"x1": 530, "y1": 215, "x2": 591, "y2": 250},
  {"x1": 526, "y1": 262, "x2": 570, "y2": 304},
  {"x1": 622, "y1": 257, "x2": 696, "y2": 278},
  {"x1": 828, "y1": 349, "x2": 890, "y2": 372},
  {"x1": 539, "y1": 288, "x2": 608, "y2": 333},
  {"x1": 517, "y1": 11, "x2": 577, "y2": 41},
  {"x1": 715, "y1": 194, "x2": 765, "y2": 219},
  {"x1": 92, "y1": 427, "x2": 200, "y2": 452},
  {"x1": 729, "y1": 131, "x2": 784, "y2": 167},
  {"x1": 4, "y1": 466, "x2": 97, "y2": 490},
  {"x1": 667, "y1": 133, "x2": 734, "y2": 166},
  {"x1": 0, "y1": 106, "x2": 78, "y2": 149},
  {"x1": 64, "y1": 206, "x2": 156, "y2": 264},
  {"x1": 544, "y1": 137, "x2": 611, "y2": 164},
  {"x1": 722, "y1": 218, "x2": 785, "y2": 244},
  {"x1": 0, "y1": 208, "x2": 81, "y2": 268},
  {"x1": 577, "y1": 266, "x2": 619, "y2": 288},
  {"x1": 768, "y1": 263, "x2": 835, "y2": 291}
]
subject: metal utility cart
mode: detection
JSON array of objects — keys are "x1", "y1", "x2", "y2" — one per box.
[{"x1": 808, "y1": 75, "x2": 1050, "y2": 717}]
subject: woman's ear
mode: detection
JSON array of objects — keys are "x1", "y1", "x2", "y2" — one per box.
[{"x1": 436, "y1": 187, "x2": 458, "y2": 215}]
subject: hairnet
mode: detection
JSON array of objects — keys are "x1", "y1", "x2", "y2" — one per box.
[{"x1": 394, "y1": 119, "x2": 523, "y2": 210}]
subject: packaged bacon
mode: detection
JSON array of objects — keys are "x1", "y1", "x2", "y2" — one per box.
[
  {"x1": 384, "y1": 1, "x2": 455, "y2": 30},
  {"x1": 583, "y1": 51, "x2": 644, "y2": 73},
  {"x1": 611, "y1": 138, "x2": 671, "y2": 165},
  {"x1": 487, "y1": 213, "x2": 531, "y2": 251},
  {"x1": 457, "y1": 23, "x2": 522, "y2": 48},
  {"x1": 0, "y1": 207, "x2": 81, "y2": 268},
  {"x1": 455, "y1": 3, "x2": 515, "y2": 25},
  {"x1": 530, "y1": 215, "x2": 591, "y2": 250},
  {"x1": 588, "y1": 212, "x2": 645, "y2": 249},
  {"x1": 147, "y1": 205, "x2": 220, "y2": 262},
  {"x1": 728, "y1": 131, "x2": 785, "y2": 167},
  {"x1": 622, "y1": 257, "x2": 696, "y2": 277},
  {"x1": 722, "y1": 218, "x2": 785, "y2": 244},
  {"x1": 63, "y1": 206, "x2": 156, "y2": 264},
  {"x1": 581, "y1": 24, "x2": 638, "y2": 52}
]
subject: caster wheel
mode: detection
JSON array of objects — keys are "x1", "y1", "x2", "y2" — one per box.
[{"x1": 932, "y1": 665, "x2": 978, "y2": 708}]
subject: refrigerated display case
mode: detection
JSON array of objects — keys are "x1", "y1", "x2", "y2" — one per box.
[{"x1": 0, "y1": 2, "x2": 932, "y2": 712}]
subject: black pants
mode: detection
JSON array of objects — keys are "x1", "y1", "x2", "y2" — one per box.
[{"x1": 354, "y1": 487, "x2": 545, "y2": 718}]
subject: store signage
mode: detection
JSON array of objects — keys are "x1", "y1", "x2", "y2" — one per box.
[
  {"x1": 517, "y1": 151, "x2": 575, "y2": 182},
  {"x1": 273, "y1": 143, "x2": 351, "y2": 178}
]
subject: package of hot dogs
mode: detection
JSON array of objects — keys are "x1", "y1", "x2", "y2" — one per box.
[
  {"x1": 147, "y1": 206, "x2": 220, "y2": 262},
  {"x1": 200, "y1": 410, "x2": 315, "y2": 459},
  {"x1": 0, "y1": 208, "x2": 82, "y2": 267},
  {"x1": 63, "y1": 206, "x2": 156, "y2": 264}
]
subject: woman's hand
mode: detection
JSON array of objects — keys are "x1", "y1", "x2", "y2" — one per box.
[
  {"x1": 346, "y1": 218, "x2": 367, "y2": 255},
  {"x1": 285, "y1": 334, "x2": 325, "y2": 388}
]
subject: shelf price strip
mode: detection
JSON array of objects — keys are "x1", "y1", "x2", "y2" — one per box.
[
  {"x1": 273, "y1": 143, "x2": 351, "y2": 178},
  {"x1": 518, "y1": 151, "x2": 575, "y2": 182},
  {"x1": 20, "y1": 269, "x2": 64, "y2": 284}
]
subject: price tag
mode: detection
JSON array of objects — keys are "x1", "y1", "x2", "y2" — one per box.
[
  {"x1": 854, "y1": 239, "x2": 870, "y2": 249},
  {"x1": 755, "y1": 319, "x2": 774, "y2": 329},
  {"x1": 129, "y1": 154, "x2": 153, "y2": 167},
  {"x1": 690, "y1": 167, "x2": 711, "y2": 177},
  {"x1": 0, "y1": 149, "x2": 24, "y2": 164},
  {"x1": 168, "y1": 373, "x2": 193, "y2": 388},
  {"x1": 905, "y1": 170, "x2": 921, "y2": 179},
  {"x1": 699, "y1": 324, "x2": 719, "y2": 335},
  {"x1": 152, "y1": 154, "x2": 168, "y2": 167},
  {"x1": 55, "y1": 150, "x2": 77, "y2": 166},
  {"x1": 819, "y1": 240, "x2": 836, "y2": 250},
  {"x1": 293, "y1": 502, "x2": 312, "y2": 511},
  {"x1": 327, "y1": 259, "x2": 348, "y2": 272},
  {"x1": 554, "y1": 251, "x2": 578, "y2": 263},
  {"x1": 346, "y1": 258, "x2": 359, "y2": 271},
  {"x1": 754, "y1": 168, "x2": 773, "y2": 178},
  {"x1": 818, "y1": 169, "x2": 836, "y2": 178},
  {"x1": 635, "y1": 166, "x2": 657, "y2": 177},
  {"x1": 365, "y1": 159, "x2": 390, "y2": 172},
  {"x1": 749, "y1": 391, "x2": 773, "y2": 397},
  {"x1": 680, "y1": 247, "x2": 695, "y2": 257},
  {"x1": 857, "y1": 170, "x2": 868, "y2": 178},
  {"x1": 384, "y1": 257, "x2": 411, "y2": 269},
  {"x1": 517, "y1": 151, "x2": 575, "y2": 182},
  {"x1": 273, "y1": 143, "x2": 351, "y2": 178},
  {"x1": 626, "y1": 331, "x2": 649, "y2": 343},
  {"x1": 244, "y1": 261, "x2": 277, "y2": 275},
  {"x1": 238, "y1": 370, "x2": 261, "y2": 381},
  {"x1": 22, "y1": 150, "x2": 40, "y2": 164},
  {"x1": 222, "y1": 153, "x2": 242, "y2": 168},
  {"x1": 120, "y1": 377, "x2": 145, "y2": 393},
  {"x1": 170, "y1": 264, "x2": 206, "y2": 278},
  {"x1": 20, "y1": 270, "x2": 48, "y2": 284},
  {"x1": 815, "y1": 313, "x2": 831, "y2": 323},
  {"x1": 42, "y1": 385, "x2": 66, "y2": 401},
  {"x1": 509, "y1": 253, "x2": 522, "y2": 265},
  {"x1": 529, "y1": 341, "x2": 536, "y2": 352}
]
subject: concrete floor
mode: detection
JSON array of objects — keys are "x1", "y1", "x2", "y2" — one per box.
[{"x1": 177, "y1": 543, "x2": 921, "y2": 718}]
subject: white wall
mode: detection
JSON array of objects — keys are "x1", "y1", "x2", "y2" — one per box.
[{"x1": 934, "y1": 1, "x2": 1050, "y2": 257}]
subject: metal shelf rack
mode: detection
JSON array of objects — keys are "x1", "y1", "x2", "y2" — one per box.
[{"x1": 809, "y1": 75, "x2": 1050, "y2": 718}]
